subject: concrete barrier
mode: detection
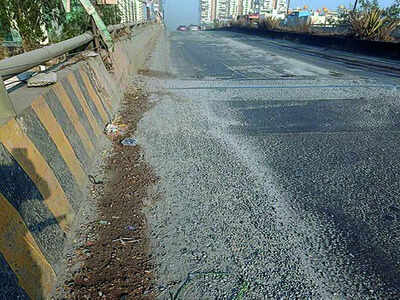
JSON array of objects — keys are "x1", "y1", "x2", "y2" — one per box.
[
  {"x1": 217, "y1": 26, "x2": 400, "y2": 60},
  {"x1": 0, "y1": 23, "x2": 161, "y2": 299}
]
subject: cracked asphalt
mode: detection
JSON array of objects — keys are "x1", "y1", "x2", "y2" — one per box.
[{"x1": 136, "y1": 30, "x2": 400, "y2": 299}]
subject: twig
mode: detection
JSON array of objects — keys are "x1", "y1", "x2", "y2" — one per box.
[{"x1": 233, "y1": 280, "x2": 250, "y2": 300}]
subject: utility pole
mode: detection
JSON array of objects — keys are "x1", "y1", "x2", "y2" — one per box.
[
  {"x1": 353, "y1": 0, "x2": 358, "y2": 11},
  {"x1": 287, "y1": 0, "x2": 290, "y2": 15}
]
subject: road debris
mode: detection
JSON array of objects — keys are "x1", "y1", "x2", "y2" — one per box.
[
  {"x1": 27, "y1": 72, "x2": 57, "y2": 87},
  {"x1": 104, "y1": 122, "x2": 129, "y2": 138},
  {"x1": 17, "y1": 71, "x2": 35, "y2": 82},
  {"x1": 88, "y1": 174, "x2": 104, "y2": 185},
  {"x1": 83, "y1": 51, "x2": 99, "y2": 58},
  {"x1": 112, "y1": 238, "x2": 140, "y2": 245},
  {"x1": 121, "y1": 137, "x2": 138, "y2": 146},
  {"x1": 60, "y1": 84, "x2": 157, "y2": 299}
]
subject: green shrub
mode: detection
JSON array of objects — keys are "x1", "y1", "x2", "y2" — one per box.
[
  {"x1": 349, "y1": 8, "x2": 399, "y2": 41},
  {"x1": 259, "y1": 16, "x2": 281, "y2": 31}
]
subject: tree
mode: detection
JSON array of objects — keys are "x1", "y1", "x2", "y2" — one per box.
[
  {"x1": 349, "y1": 7, "x2": 399, "y2": 40},
  {"x1": 55, "y1": 0, "x2": 91, "y2": 41},
  {"x1": 337, "y1": 5, "x2": 351, "y2": 25},
  {"x1": 386, "y1": 0, "x2": 400, "y2": 18},
  {"x1": 349, "y1": 0, "x2": 400, "y2": 21},
  {"x1": 98, "y1": 4, "x2": 122, "y2": 26},
  {"x1": 55, "y1": 1, "x2": 120, "y2": 41},
  {"x1": 359, "y1": 0, "x2": 379, "y2": 10},
  {"x1": 0, "y1": 6, "x2": 9, "y2": 38},
  {"x1": 0, "y1": 0, "x2": 121, "y2": 50},
  {"x1": 0, "y1": 0, "x2": 63, "y2": 51},
  {"x1": 338, "y1": 1, "x2": 399, "y2": 40}
]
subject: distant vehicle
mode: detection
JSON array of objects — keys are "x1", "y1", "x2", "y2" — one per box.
[
  {"x1": 177, "y1": 25, "x2": 188, "y2": 31},
  {"x1": 188, "y1": 24, "x2": 201, "y2": 31}
]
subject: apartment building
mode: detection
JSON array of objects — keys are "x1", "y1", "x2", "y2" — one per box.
[
  {"x1": 242, "y1": 0, "x2": 254, "y2": 15},
  {"x1": 118, "y1": 0, "x2": 148, "y2": 23},
  {"x1": 260, "y1": 0, "x2": 287, "y2": 15},
  {"x1": 201, "y1": 0, "x2": 288, "y2": 21},
  {"x1": 228, "y1": 0, "x2": 245, "y2": 17},
  {"x1": 118, "y1": 0, "x2": 133, "y2": 22},
  {"x1": 134, "y1": 0, "x2": 146, "y2": 22},
  {"x1": 275, "y1": 0, "x2": 287, "y2": 13},
  {"x1": 228, "y1": 0, "x2": 237, "y2": 16},
  {"x1": 216, "y1": 0, "x2": 230, "y2": 20},
  {"x1": 200, "y1": 0, "x2": 213, "y2": 23}
]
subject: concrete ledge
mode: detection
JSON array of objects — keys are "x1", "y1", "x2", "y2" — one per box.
[
  {"x1": 215, "y1": 27, "x2": 400, "y2": 60},
  {"x1": 0, "y1": 24, "x2": 162, "y2": 299}
]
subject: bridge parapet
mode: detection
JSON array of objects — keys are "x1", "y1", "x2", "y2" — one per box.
[{"x1": 0, "y1": 23, "x2": 162, "y2": 299}]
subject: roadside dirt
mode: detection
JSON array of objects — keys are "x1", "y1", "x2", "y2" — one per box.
[{"x1": 60, "y1": 83, "x2": 157, "y2": 299}]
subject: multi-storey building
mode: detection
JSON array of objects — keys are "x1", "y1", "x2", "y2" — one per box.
[
  {"x1": 133, "y1": 0, "x2": 146, "y2": 22},
  {"x1": 118, "y1": 0, "x2": 150, "y2": 23},
  {"x1": 242, "y1": 0, "x2": 254, "y2": 15},
  {"x1": 200, "y1": 0, "x2": 213, "y2": 23},
  {"x1": 275, "y1": 0, "x2": 287, "y2": 13},
  {"x1": 216, "y1": 0, "x2": 230, "y2": 20},
  {"x1": 118, "y1": 0, "x2": 134, "y2": 23},
  {"x1": 211, "y1": 0, "x2": 218, "y2": 21},
  {"x1": 260, "y1": 0, "x2": 270, "y2": 14},
  {"x1": 228, "y1": 0, "x2": 238, "y2": 16},
  {"x1": 208, "y1": 0, "x2": 245, "y2": 19},
  {"x1": 259, "y1": 0, "x2": 287, "y2": 15},
  {"x1": 201, "y1": 0, "x2": 287, "y2": 21}
]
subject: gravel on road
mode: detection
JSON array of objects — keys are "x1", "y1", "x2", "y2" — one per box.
[{"x1": 137, "y1": 31, "x2": 400, "y2": 299}]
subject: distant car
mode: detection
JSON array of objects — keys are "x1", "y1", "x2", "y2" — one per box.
[
  {"x1": 188, "y1": 25, "x2": 201, "y2": 31},
  {"x1": 177, "y1": 25, "x2": 188, "y2": 32}
]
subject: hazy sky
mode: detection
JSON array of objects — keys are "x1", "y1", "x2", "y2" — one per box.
[{"x1": 165, "y1": 0, "x2": 394, "y2": 30}]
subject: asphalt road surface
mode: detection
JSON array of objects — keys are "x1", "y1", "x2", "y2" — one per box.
[{"x1": 138, "y1": 30, "x2": 400, "y2": 299}]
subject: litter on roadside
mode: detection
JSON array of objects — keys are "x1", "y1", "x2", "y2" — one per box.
[
  {"x1": 83, "y1": 51, "x2": 99, "y2": 58},
  {"x1": 17, "y1": 72, "x2": 35, "y2": 82},
  {"x1": 112, "y1": 237, "x2": 139, "y2": 245},
  {"x1": 104, "y1": 122, "x2": 129, "y2": 137},
  {"x1": 121, "y1": 137, "x2": 138, "y2": 147},
  {"x1": 88, "y1": 174, "x2": 104, "y2": 185},
  {"x1": 99, "y1": 220, "x2": 110, "y2": 225}
]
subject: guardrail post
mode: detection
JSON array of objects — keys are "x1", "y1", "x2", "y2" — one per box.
[{"x1": 0, "y1": 77, "x2": 16, "y2": 121}]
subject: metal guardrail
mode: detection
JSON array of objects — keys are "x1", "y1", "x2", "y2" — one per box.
[{"x1": 0, "y1": 21, "x2": 147, "y2": 80}]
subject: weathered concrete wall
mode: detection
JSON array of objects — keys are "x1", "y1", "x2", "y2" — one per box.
[{"x1": 0, "y1": 24, "x2": 161, "y2": 299}]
